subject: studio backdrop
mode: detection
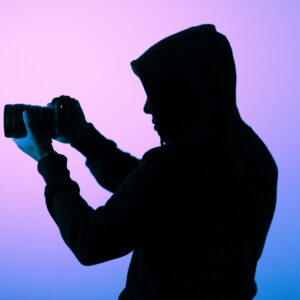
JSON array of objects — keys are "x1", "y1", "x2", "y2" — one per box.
[{"x1": 0, "y1": 1, "x2": 299, "y2": 299}]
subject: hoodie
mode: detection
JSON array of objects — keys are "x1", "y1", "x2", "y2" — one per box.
[{"x1": 37, "y1": 24, "x2": 278, "y2": 300}]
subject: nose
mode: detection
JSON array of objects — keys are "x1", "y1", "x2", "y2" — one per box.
[{"x1": 143, "y1": 98, "x2": 151, "y2": 114}]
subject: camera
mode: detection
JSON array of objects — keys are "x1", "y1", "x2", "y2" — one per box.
[{"x1": 4, "y1": 102, "x2": 70, "y2": 138}]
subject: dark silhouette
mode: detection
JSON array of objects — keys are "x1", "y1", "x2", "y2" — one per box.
[{"x1": 34, "y1": 24, "x2": 277, "y2": 299}]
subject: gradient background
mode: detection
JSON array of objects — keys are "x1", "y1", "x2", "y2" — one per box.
[{"x1": 0, "y1": 1, "x2": 299, "y2": 299}]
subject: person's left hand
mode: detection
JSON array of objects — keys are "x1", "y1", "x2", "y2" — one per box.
[{"x1": 12, "y1": 110, "x2": 56, "y2": 162}]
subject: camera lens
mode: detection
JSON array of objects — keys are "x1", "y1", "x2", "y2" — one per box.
[
  {"x1": 4, "y1": 104, "x2": 28, "y2": 138},
  {"x1": 4, "y1": 104, "x2": 55, "y2": 138},
  {"x1": 4, "y1": 105, "x2": 14, "y2": 137}
]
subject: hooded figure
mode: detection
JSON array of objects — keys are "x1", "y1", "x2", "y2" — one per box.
[
  {"x1": 131, "y1": 24, "x2": 240, "y2": 146},
  {"x1": 35, "y1": 24, "x2": 278, "y2": 300}
]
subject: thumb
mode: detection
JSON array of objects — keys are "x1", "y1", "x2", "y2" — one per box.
[{"x1": 23, "y1": 110, "x2": 37, "y2": 135}]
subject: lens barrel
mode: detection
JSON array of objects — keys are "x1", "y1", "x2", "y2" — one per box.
[
  {"x1": 4, "y1": 105, "x2": 14, "y2": 137},
  {"x1": 4, "y1": 104, "x2": 55, "y2": 138}
]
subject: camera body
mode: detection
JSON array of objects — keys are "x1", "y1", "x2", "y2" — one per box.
[{"x1": 4, "y1": 102, "x2": 70, "y2": 138}]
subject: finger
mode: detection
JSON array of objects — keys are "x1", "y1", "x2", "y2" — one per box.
[
  {"x1": 52, "y1": 95, "x2": 70, "y2": 100},
  {"x1": 51, "y1": 96, "x2": 68, "y2": 105},
  {"x1": 51, "y1": 97, "x2": 60, "y2": 104},
  {"x1": 51, "y1": 96, "x2": 78, "y2": 107}
]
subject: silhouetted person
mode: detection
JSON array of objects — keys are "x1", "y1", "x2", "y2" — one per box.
[{"x1": 13, "y1": 24, "x2": 278, "y2": 299}]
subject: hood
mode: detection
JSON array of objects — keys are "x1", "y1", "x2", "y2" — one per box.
[{"x1": 131, "y1": 24, "x2": 241, "y2": 145}]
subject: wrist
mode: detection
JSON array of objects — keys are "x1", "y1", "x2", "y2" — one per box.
[
  {"x1": 70, "y1": 123, "x2": 92, "y2": 145},
  {"x1": 38, "y1": 149, "x2": 58, "y2": 162}
]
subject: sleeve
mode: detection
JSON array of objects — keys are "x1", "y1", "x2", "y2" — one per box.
[
  {"x1": 37, "y1": 153, "x2": 151, "y2": 266},
  {"x1": 70, "y1": 123, "x2": 141, "y2": 193}
]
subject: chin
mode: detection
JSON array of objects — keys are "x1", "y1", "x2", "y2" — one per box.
[
  {"x1": 155, "y1": 124, "x2": 184, "y2": 143},
  {"x1": 157, "y1": 131, "x2": 177, "y2": 144}
]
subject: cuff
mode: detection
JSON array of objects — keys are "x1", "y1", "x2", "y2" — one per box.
[
  {"x1": 37, "y1": 153, "x2": 81, "y2": 224},
  {"x1": 37, "y1": 153, "x2": 70, "y2": 185}
]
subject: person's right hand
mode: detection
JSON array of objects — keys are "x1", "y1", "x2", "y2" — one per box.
[{"x1": 47, "y1": 95, "x2": 90, "y2": 144}]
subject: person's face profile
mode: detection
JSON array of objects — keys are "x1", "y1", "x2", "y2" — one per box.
[
  {"x1": 143, "y1": 98, "x2": 159, "y2": 132},
  {"x1": 143, "y1": 94, "x2": 182, "y2": 143},
  {"x1": 143, "y1": 98, "x2": 151, "y2": 115}
]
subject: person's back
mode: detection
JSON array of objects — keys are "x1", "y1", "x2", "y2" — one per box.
[{"x1": 118, "y1": 117, "x2": 277, "y2": 300}]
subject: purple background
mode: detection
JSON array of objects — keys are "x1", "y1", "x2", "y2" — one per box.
[{"x1": 0, "y1": 1, "x2": 299, "y2": 299}]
